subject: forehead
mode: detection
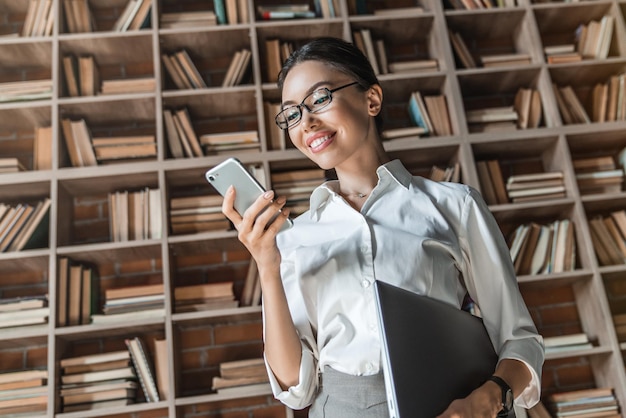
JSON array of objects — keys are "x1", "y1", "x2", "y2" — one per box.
[{"x1": 282, "y1": 61, "x2": 345, "y2": 101}]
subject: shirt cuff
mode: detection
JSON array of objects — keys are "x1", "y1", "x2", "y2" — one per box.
[
  {"x1": 265, "y1": 348, "x2": 318, "y2": 410},
  {"x1": 499, "y1": 338, "x2": 545, "y2": 408}
]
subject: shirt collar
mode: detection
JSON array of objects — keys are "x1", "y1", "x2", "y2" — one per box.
[{"x1": 308, "y1": 159, "x2": 412, "y2": 220}]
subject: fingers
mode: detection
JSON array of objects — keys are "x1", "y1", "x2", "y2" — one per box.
[{"x1": 221, "y1": 186, "x2": 289, "y2": 233}]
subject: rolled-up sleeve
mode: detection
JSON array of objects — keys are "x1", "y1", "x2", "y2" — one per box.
[
  {"x1": 262, "y1": 249, "x2": 320, "y2": 409},
  {"x1": 458, "y1": 188, "x2": 545, "y2": 408}
]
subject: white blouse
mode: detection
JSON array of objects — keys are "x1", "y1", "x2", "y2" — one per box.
[{"x1": 266, "y1": 159, "x2": 544, "y2": 410}]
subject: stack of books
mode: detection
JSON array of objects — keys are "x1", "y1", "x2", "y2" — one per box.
[
  {"x1": 0, "y1": 295, "x2": 49, "y2": 331},
  {"x1": 199, "y1": 130, "x2": 259, "y2": 155},
  {"x1": 0, "y1": 79, "x2": 53, "y2": 103},
  {"x1": 91, "y1": 135, "x2": 157, "y2": 164},
  {"x1": 513, "y1": 87, "x2": 542, "y2": 129},
  {"x1": 545, "y1": 387, "x2": 619, "y2": 418},
  {"x1": 57, "y1": 258, "x2": 96, "y2": 326},
  {"x1": 169, "y1": 194, "x2": 229, "y2": 234},
  {"x1": 507, "y1": 219, "x2": 576, "y2": 275},
  {"x1": 211, "y1": 358, "x2": 269, "y2": 395},
  {"x1": 174, "y1": 282, "x2": 237, "y2": 313},
  {"x1": 60, "y1": 118, "x2": 97, "y2": 167},
  {"x1": 382, "y1": 92, "x2": 452, "y2": 140},
  {"x1": 543, "y1": 333, "x2": 593, "y2": 354},
  {"x1": 162, "y1": 108, "x2": 203, "y2": 159},
  {"x1": 352, "y1": 28, "x2": 389, "y2": 75},
  {"x1": 161, "y1": 50, "x2": 207, "y2": 90},
  {"x1": 91, "y1": 283, "x2": 164, "y2": 325},
  {"x1": 59, "y1": 350, "x2": 137, "y2": 412},
  {"x1": 573, "y1": 155, "x2": 624, "y2": 195},
  {"x1": 215, "y1": 0, "x2": 250, "y2": 24},
  {"x1": 22, "y1": 0, "x2": 54, "y2": 37},
  {"x1": 264, "y1": 38, "x2": 296, "y2": 83},
  {"x1": 221, "y1": 48, "x2": 252, "y2": 87},
  {"x1": 107, "y1": 188, "x2": 162, "y2": 242},
  {"x1": 100, "y1": 77, "x2": 156, "y2": 95},
  {"x1": 447, "y1": 0, "x2": 517, "y2": 10},
  {"x1": 388, "y1": 59, "x2": 439, "y2": 74},
  {"x1": 505, "y1": 171, "x2": 566, "y2": 203},
  {"x1": 0, "y1": 198, "x2": 51, "y2": 252},
  {"x1": 479, "y1": 53, "x2": 531, "y2": 68},
  {"x1": 62, "y1": 0, "x2": 94, "y2": 33},
  {"x1": 466, "y1": 105, "x2": 519, "y2": 133},
  {"x1": 0, "y1": 157, "x2": 26, "y2": 173},
  {"x1": 475, "y1": 160, "x2": 508, "y2": 205},
  {"x1": 0, "y1": 369, "x2": 48, "y2": 416},
  {"x1": 160, "y1": 11, "x2": 217, "y2": 29},
  {"x1": 429, "y1": 163, "x2": 461, "y2": 183},
  {"x1": 111, "y1": 0, "x2": 152, "y2": 32},
  {"x1": 271, "y1": 168, "x2": 327, "y2": 216},
  {"x1": 587, "y1": 212, "x2": 626, "y2": 266},
  {"x1": 544, "y1": 44, "x2": 581, "y2": 64}
]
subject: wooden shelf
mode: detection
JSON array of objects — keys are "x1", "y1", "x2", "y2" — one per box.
[{"x1": 1, "y1": 0, "x2": 626, "y2": 416}]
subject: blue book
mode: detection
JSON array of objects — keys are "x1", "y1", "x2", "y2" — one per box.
[
  {"x1": 408, "y1": 92, "x2": 430, "y2": 134},
  {"x1": 213, "y1": 0, "x2": 227, "y2": 24}
]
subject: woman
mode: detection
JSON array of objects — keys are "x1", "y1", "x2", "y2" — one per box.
[{"x1": 221, "y1": 37, "x2": 544, "y2": 417}]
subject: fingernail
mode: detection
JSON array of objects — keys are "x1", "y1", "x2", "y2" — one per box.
[
  {"x1": 263, "y1": 190, "x2": 274, "y2": 199},
  {"x1": 226, "y1": 185, "x2": 234, "y2": 193}
]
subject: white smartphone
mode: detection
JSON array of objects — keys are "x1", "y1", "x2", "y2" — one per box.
[{"x1": 205, "y1": 157, "x2": 293, "y2": 232}]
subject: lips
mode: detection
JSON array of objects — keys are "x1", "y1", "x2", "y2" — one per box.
[{"x1": 306, "y1": 132, "x2": 334, "y2": 152}]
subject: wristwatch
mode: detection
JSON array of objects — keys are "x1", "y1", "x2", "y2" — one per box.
[{"x1": 488, "y1": 375, "x2": 513, "y2": 416}]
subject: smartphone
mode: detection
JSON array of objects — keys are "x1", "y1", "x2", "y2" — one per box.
[{"x1": 205, "y1": 157, "x2": 293, "y2": 232}]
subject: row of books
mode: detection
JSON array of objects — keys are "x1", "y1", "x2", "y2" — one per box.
[
  {"x1": 588, "y1": 73, "x2": 626, "y2": 123},
  {"x1": 161, "y1": 49, "x2": 207, "y2": 90},
  {"x1": 0, "y1": 157, "x2": 26, "y2": 174},
  {"x1": 211, "y1": 357, "x2": 269, "y2": 395},
  {"x1": 0, "y1": 295, "x2": 48, "y2": 331},
  {"x1": 112, "y1": 0, "x2": 152, "y2": 32},
  {"x1": 169, "y1": 194, "x2": 229, "y2": 234},
  {"x1": 62, "y1": 54, "x2": 99, "y2": 97},
  {"x1": 22, "y1": 0, "x2": 54, "y2": 37},
  {"x1": 447, "y1": 0, "x2": 517, "y2": 10},
  {"x1": 0, "y1": 369, "x2": 48, "y2": 416},
  {"x1": 265, "y1": 38, "x2": 296, "y2": 83},
  {"x1": 406, "y1": 90, "x2": 453, "y2": 138},
  {"x1": 222, "y1": 48, "x2": 252, "y2": 88},
  {"x1": 160, "y1": 10, "x2": 216, "y2": 29},
  {"x1": 108, "y1": 187, "x2": 162, "y2": 242},
  {"x1": 271, "y1": 167, "x2": 327, "y2": 217},
  {"x1": 544, "y1": 387, "x2": 619, "y2": 418},
  {"x1": 62, "y1": 0, "x2": 94, "y2": 33},
  {"x1": 256, "y1": 4, "x2": 315, "y2": 20},
  {"x1": 508, "y1": 219, "x2": 576, "y2": 276},
  {"x1": 1, "y1": 124, "x2": 51, "y2": 173},
  {"x1": 57, "y1": 258, "x2": 96, "y2": 327},
  {"x1": 0, "y1": 198, "x2": 51, "y2": 253},
  {"x1": 587, "y1": 211, "x2": 626, "y2": 267},
  {"x1": 429, "y1": 163, "x2": 461, "y2": 183}
]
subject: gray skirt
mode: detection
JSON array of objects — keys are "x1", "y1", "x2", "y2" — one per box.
[{"x1": 308, "y1": 366, "x2": 389, "y2": 418}]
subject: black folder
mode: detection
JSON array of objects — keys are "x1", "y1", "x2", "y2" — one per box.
[{"x1": 374, "y1": 280, "x2": 508, "y2": 418}]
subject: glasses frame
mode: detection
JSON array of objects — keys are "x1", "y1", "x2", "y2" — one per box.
[{"x1": 275, "y1": 81, "x2": 360, "y2": 130}]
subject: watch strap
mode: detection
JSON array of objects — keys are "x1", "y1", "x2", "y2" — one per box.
[{"x1": 488, "y1": 375, "x2": 513, "y2": 414}]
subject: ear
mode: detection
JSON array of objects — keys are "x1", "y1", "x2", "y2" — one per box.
[{"x1": 366, "y1": 84, "x2": 383, "y2": 117}]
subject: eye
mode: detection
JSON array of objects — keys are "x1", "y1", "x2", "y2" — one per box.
[
  {"x1": 310, "y1": 90, "x2": 331, "y2": 107},
  {"x1": 284, "y1": 107, "x2": 300, "y2": 121}
]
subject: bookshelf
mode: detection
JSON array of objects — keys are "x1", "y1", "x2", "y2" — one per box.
[{"x1": 1, "y1": 0, "x2": 626, "y2": 416}]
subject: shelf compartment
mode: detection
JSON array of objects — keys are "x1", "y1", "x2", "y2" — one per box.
[
  {"x1": 0, "y1": 40, "x2": 53, "y2": 105},
  {"x1": 446, "y1": 8, "x2": 537, "y2": 70},
  {"x1": 255, "y1": 20, "x2": 345, "y2": 84},
  {"x1": 159, "y1": 27, "x2": 252, "y2": 90},
  {"x1": 458, "y1": 66, "x2": 551, "y2": 132},
  {"x1": 0, "y1": 106, "x2": 52, "y2": 172},
  {"x1": 58, "y1": 34, "x2": 155, "y2": 98},
  {"x1": 567, "y1": 128, "x2": 626, "y2": 197},
  {"x1": 349, "y1": 14, "x2": 445, "y2": 74},
  {"x1": 387, "y1": 143, "x2": 462, "y2": 182},
  {"x1": 532, "y1": 2, "x2": 621, "y2": 61},
  {"x1": 58, "y1": 96, "x2": 158, "y2": 169},
  {"x1": 56, "y1": 170, "x2": 159, "y2": 246},
  {"x1": 379, "y1": 74, "x2": 458, "y2": 137},
  {"x1": 162, "y1": 90, "x2": 260, "y2": 159},
  {"x1": 86, "y1": 0, "x2": 153, "y2": 34},
  {"x1": 172, "y1": 315, "x2": 263, "y2": 398}
]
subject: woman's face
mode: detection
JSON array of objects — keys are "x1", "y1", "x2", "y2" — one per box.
[{"x1": 280, "y1": 60, "x2": 381, "y2": 171}]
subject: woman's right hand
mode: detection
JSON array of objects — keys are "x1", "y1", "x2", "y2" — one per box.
[{"x1": 221, "y1": 185, "x2": 290, "y2": 270}]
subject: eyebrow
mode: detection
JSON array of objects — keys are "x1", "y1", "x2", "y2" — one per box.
[{"x1": 281, "y1": 80, "x2": 331, "y2": 107}]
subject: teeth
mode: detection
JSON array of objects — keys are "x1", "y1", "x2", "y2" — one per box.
[{"x1": 310, "y1": 134, "x2": 331, "y2": 148}]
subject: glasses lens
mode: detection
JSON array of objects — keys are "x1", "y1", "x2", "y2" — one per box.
[
  {"x1": 306, "y1": 88, "x2": 332, "y2": 112},
  {"x1": 276, "y1": 106, "x2": 301, "y2": 129}
]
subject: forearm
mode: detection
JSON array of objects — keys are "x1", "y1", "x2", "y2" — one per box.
[
  {"x1": 492, "y1": 358, "x2": 532, "y2": 402},
  {"x1": 259, "y1": 263, "x2": 303, "y2": 389}
]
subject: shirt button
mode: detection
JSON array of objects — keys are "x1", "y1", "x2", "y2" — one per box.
[
  {"x1": 361, "y1": 279, "x2": 370, "y2": 288},
  {"x1": 361, "y1": 245, "x2": 368, "y2": 253},
  {"x1": 365, "y1": 363, "x2": 373, "y2": 372}
]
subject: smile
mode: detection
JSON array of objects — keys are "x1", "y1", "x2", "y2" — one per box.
[{"x1": 309, "y1": 134, "x2": 333, "y2": 149}]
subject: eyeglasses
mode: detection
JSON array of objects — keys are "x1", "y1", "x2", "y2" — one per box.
[{"x1": 275, "y1": 81, "x2": 359, "y2": 130}]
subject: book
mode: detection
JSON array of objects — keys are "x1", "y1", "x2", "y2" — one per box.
[{"x1": 125, "y1": 337, "x2": 159, "y2": 402}]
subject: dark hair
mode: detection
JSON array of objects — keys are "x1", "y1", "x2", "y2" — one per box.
[{"x1": 277, "y1": 37, "x2": 383, "y2": 132}]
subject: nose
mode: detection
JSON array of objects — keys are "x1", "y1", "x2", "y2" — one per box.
[{"x1": 299, "y1": 107, "x2": 319, "y2": 131}]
